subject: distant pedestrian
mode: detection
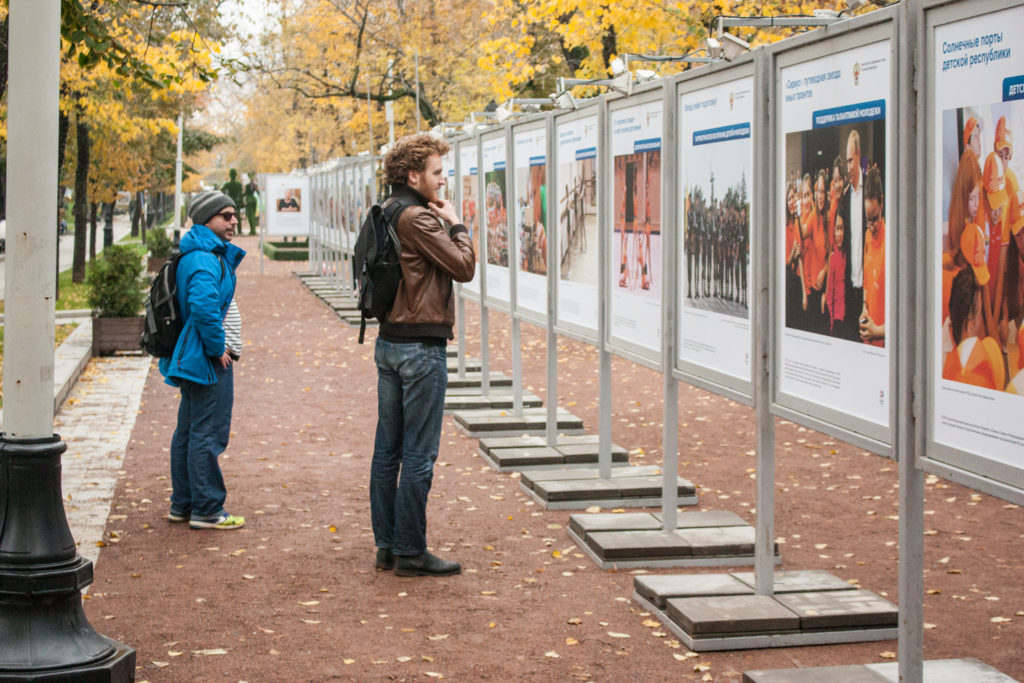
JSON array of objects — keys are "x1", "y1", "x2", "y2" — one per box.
[
  {"x1": 370, "y1": 133, "x2": 476, "y2": 576},
  {"x1": 161, "y1": 190, "x2": 247, "y2": 530}
]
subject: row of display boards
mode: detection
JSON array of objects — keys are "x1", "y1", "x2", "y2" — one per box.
[{"x1": 298, "y1": 1, "x2": 1021, "y2": 680}]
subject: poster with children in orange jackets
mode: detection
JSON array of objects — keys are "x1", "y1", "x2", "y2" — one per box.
[{"x1": 932, "y1": 5, "x2": 1024, "y2": 473}]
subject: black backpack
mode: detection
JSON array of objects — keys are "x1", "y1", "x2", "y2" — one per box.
[
  {"x1": 140, "y1": 250, "x2": 223, "y2": 357},
  {"x1": 354, "y1": 198, "x2": 415, "y2": 343}
]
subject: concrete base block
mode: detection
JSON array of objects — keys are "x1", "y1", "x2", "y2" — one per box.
[
  {"x1": 452, "y1": 406, "x2": 585, "y2": 438},
  {"x1": 446, "y1": 372, "x2": 513, "y2": 389},
  {"x1": 517, "y1": 466, "x2": 697, "y2": 510},
  {"x1": 567, "y1": 510, "x2": 777, "y2": 569},
  {"x1": 744, "y1": 658, "x2": 1017, "y2": 683},
  {"x1": 632, "y1": 568, "x2": 899, "y2": 652},
  {"x1": 444, "y1": 389, "x2": 543, "y2": 411}
]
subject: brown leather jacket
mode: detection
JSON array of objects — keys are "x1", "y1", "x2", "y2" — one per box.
[{"x1": 379, "y1": 185, "x2": 476, "y2": 341}]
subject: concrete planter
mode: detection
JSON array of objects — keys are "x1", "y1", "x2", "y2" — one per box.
[{"x1": 92, "y1": 315, "x2": 144, "y2": 356}]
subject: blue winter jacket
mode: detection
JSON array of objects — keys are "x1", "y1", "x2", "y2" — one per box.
[{"x1": 158, "y1": 225, "x2": 246, "y2": 386}]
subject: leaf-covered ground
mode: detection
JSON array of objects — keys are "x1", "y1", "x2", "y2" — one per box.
[{"x1": 86, "y1": 235, "x2": 1023, "y2": 682}]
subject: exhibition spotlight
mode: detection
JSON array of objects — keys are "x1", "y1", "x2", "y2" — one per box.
[
  {"x1": 845, "y1": 0, "x2": 868, "y2": 10},
  {"x1": 609, "y1": 56, "x2": 627, "y2": 76},
  {"x1": 551, "y1": 90, "x2": 577, "y2": 110},
  {"x1": 610, "y1": 70, "x2": 633, "y2": 96},
  {"x1": 706, "y1": 33, "x2": 751, "y2": 62}
]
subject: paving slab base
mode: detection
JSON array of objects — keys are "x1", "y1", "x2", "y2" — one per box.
[
  {"x1": 743, "y1": 658, "x2": 1018, "y2": 682},
  {"x1": 629, "y1": 570, "x2": 899, "y2": 653},
  {"x1": 566, "y1": 526, "x2": 779, "y2": 570},
  {"x1": 446, "y1": 372, "x2": 513, "y2": 389},
  {"x1": 442, "y1": 389, "x2": 540, "y2": 411},
  {"x1": 452, "y1": 407, "x2": 585, "y2": 438},
  {"x1": 632, "y1": 591, "x2": 896, "y2": 652},
  {"x1": 477, "y1": 438, "x2": 630, "y2": 473},
  {"x1": 517, "y1": 467, "x2": 698, "y2": 509}
]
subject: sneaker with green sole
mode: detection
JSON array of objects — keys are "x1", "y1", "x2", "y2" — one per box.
[{"x1": 189, "y1": 513, "x2": 245, "y2": 530}]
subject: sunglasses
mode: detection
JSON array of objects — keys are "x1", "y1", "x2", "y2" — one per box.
[{"x1": 215, "y1": 210, "x2": 238, "y2": 221}]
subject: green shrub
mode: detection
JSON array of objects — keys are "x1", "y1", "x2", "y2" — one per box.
[
  {"x1": 147, "y1": 227, "x2": 173, "y2": 258},
  {"x1": 87, "y1": 244, "x2": 145, "y2": 317}
]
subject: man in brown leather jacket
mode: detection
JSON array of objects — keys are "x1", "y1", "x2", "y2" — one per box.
[{"x1": 370, "y1": 133, "x2": 476, "y2": 576}]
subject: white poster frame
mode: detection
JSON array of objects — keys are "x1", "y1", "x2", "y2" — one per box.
[
  {"x1": 770, "y1": 18, "x2": 899, "y2": 456},
  {"x1": 264, "y1": 173, "x2": 311, "y2": 237},
  {"x1": 481, "y1": 129, "x2": 512, "y2": 311},
  {"x1": 510, "y1": 115, "x2": 552, "y2": 327},
  {"x1": 921, "y1": 0, "x2": 1024, "y2": 504},
  {"x1": 553, "y1": 103, "x2": 603, "y2": 346},
  {"x1": 673, "y1": 58, "x2": 757, "y2": 406},
  {"x1": 604, "y1": 83, "x2": 668, "y2": 372},
  {"x1": 456, "y1": 135, "x2": 483, "y2": 300}
]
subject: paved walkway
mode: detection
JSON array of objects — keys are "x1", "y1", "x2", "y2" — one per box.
[{"x1": 57, "y1": 354, "x2": 151, "y2": 571}]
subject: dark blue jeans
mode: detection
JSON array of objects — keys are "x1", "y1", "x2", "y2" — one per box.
[
  {"x1": 170, "y1": 363, "x2": 233, "y2": 519},
  {"x1": 370, "y1": 339, "x2": 448, "y2": 556}
]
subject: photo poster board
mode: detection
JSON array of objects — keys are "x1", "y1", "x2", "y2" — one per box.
[
  {"x1": 512, "y1": 119, "x2": 550, "y2": 323},
  {"x1": 345, "y1": 162, "x2": 358, "y2": 243},
  {"x1": 265, "y1": 173, "x2": 311, "y2": 237},
  {"x1": 607, "y1": 91, "x2": 665, "y2": 365},
  {"x1": 925, "y1": 0, "x2": 1024, "y2": 502},
  {"x1": 335, "y1": 166, "x2": 348, "y2": 253},
  {"x1": 442, "y1": 146, "x2": 456, "y2": 205},
  {"x1": 676, "y1": 70, "x2": 756, "y2": 398},
  {"x1": 774, "y1": 34, "x2": 894, "y2": 449},
  {"x1": 459, "y1": 137, "x2": 482, "y2": 299},
  {"x1": 482, "y1": 131, "x2": 512, "y2": 309},
  {"x1": 554, "y1": 107, "x2": 601, "y2": 343}
]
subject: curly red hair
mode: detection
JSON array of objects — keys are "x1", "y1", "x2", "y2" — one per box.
[{"x1": 383, "y1": 133, "x2": 451, "y2": 186}]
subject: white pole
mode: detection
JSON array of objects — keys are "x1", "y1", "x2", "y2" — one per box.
[
  {"x1": 387, "y1": 59, "x2": 395, "y2": 145},
  {"x1": 414, "y1": 48, "x2": 421, "y2": 132},
  {"x1": 4, "y1": 0, "x2": 60, "y2": 437},
  {"x1": 174, "y1": 112, "x2": 184, "y2": 241}
]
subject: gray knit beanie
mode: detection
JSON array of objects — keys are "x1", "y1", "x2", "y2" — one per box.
[{"x1": 188, "y1": 190, "x2": 235, "y2": 227}]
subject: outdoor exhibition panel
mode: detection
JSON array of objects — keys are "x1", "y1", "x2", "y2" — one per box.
[
  {"x1": 457, "y1": 135, "x2": 483, "y2": 299},
  {"x1": 265, "y1": 173, "x2": 311, "y2": 237},
  {"x1": 344, "y1": 161, "x2": 358, "y2": 252},
  {"x1": 605, "y1": 83, "x2": 668, "y2": 370},
  {"x1": 922, "y1": 0, "x2": 1024, "y2": 505},
  {"x1": 674, "y1": 56, "x2": 757, "y2": 405},
  {"x1": 553, "y1": 103, "x2": 602, "y2": 345},
  {"x1": 442, "y1": 145, "x2": 456, "y2": 206},
  {"x1": 771, "y1": 11, "x2": 899, "y2": 455},
  {"x1": 511, "y1": 115, "x2": 552, "y2": 326},
  {"x1": 482, "y1": 129, "x2": 512, "y2": 310}
]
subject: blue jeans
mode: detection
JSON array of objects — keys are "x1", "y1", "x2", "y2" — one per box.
[
  {"x1": 170, "y1": 363, "x2": 233, "y2": 519},
  {"x1": 370, "y1": 339, "x2": 448, "y2": 556}
]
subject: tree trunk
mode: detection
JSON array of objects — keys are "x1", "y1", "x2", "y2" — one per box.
[
  {"x1": 72, "y1": 109, "x2": 90, "y2": 284},
  {"x1": 130, "y1": 193, "x2": 140, "y2": 237},
  {"x1": 89, "y1": 201, "x2": 98, "y2": 263}
]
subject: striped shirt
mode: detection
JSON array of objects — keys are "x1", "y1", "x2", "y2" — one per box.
[{"x1": 224, "y1": 299, "x2": 242, "y2": 357}]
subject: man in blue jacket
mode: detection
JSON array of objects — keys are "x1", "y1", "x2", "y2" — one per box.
[{"x1": 160, "y1": 190, "x2": 247, "y2": 530}]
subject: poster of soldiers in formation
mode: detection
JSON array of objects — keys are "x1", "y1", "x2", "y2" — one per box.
[{"x1": 678, "y1": 76, "x2": 754, "y2": 384}]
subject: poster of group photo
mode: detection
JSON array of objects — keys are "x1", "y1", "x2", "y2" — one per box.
[
  {"x1": 678, "y1": 76, "x2": 754, "y2": 384},
  {"x1": 931, "y1": 4, "x2": 1024, "y2": 472},
  {"x1": 265, "y1": 174, "x2": 311, "y2": 237},
  {"x1": 610, "y1": 97, "x2": 663, "y2": 357},
  {"x1": 556, "y1": 113, "x2": 600, "y2": 336},
  {"x1": 482, "y1": 134, "x2": 511, "y2": 305},
  {"x1": 777, "y1": 39, "x2": 892, "y2": 429},
  {"x1": 459, "y1": 142, "x2": 481, "y2": 296},
  {"x1": 513, "y1": 125, "x2": 549, "y2": 318}
]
